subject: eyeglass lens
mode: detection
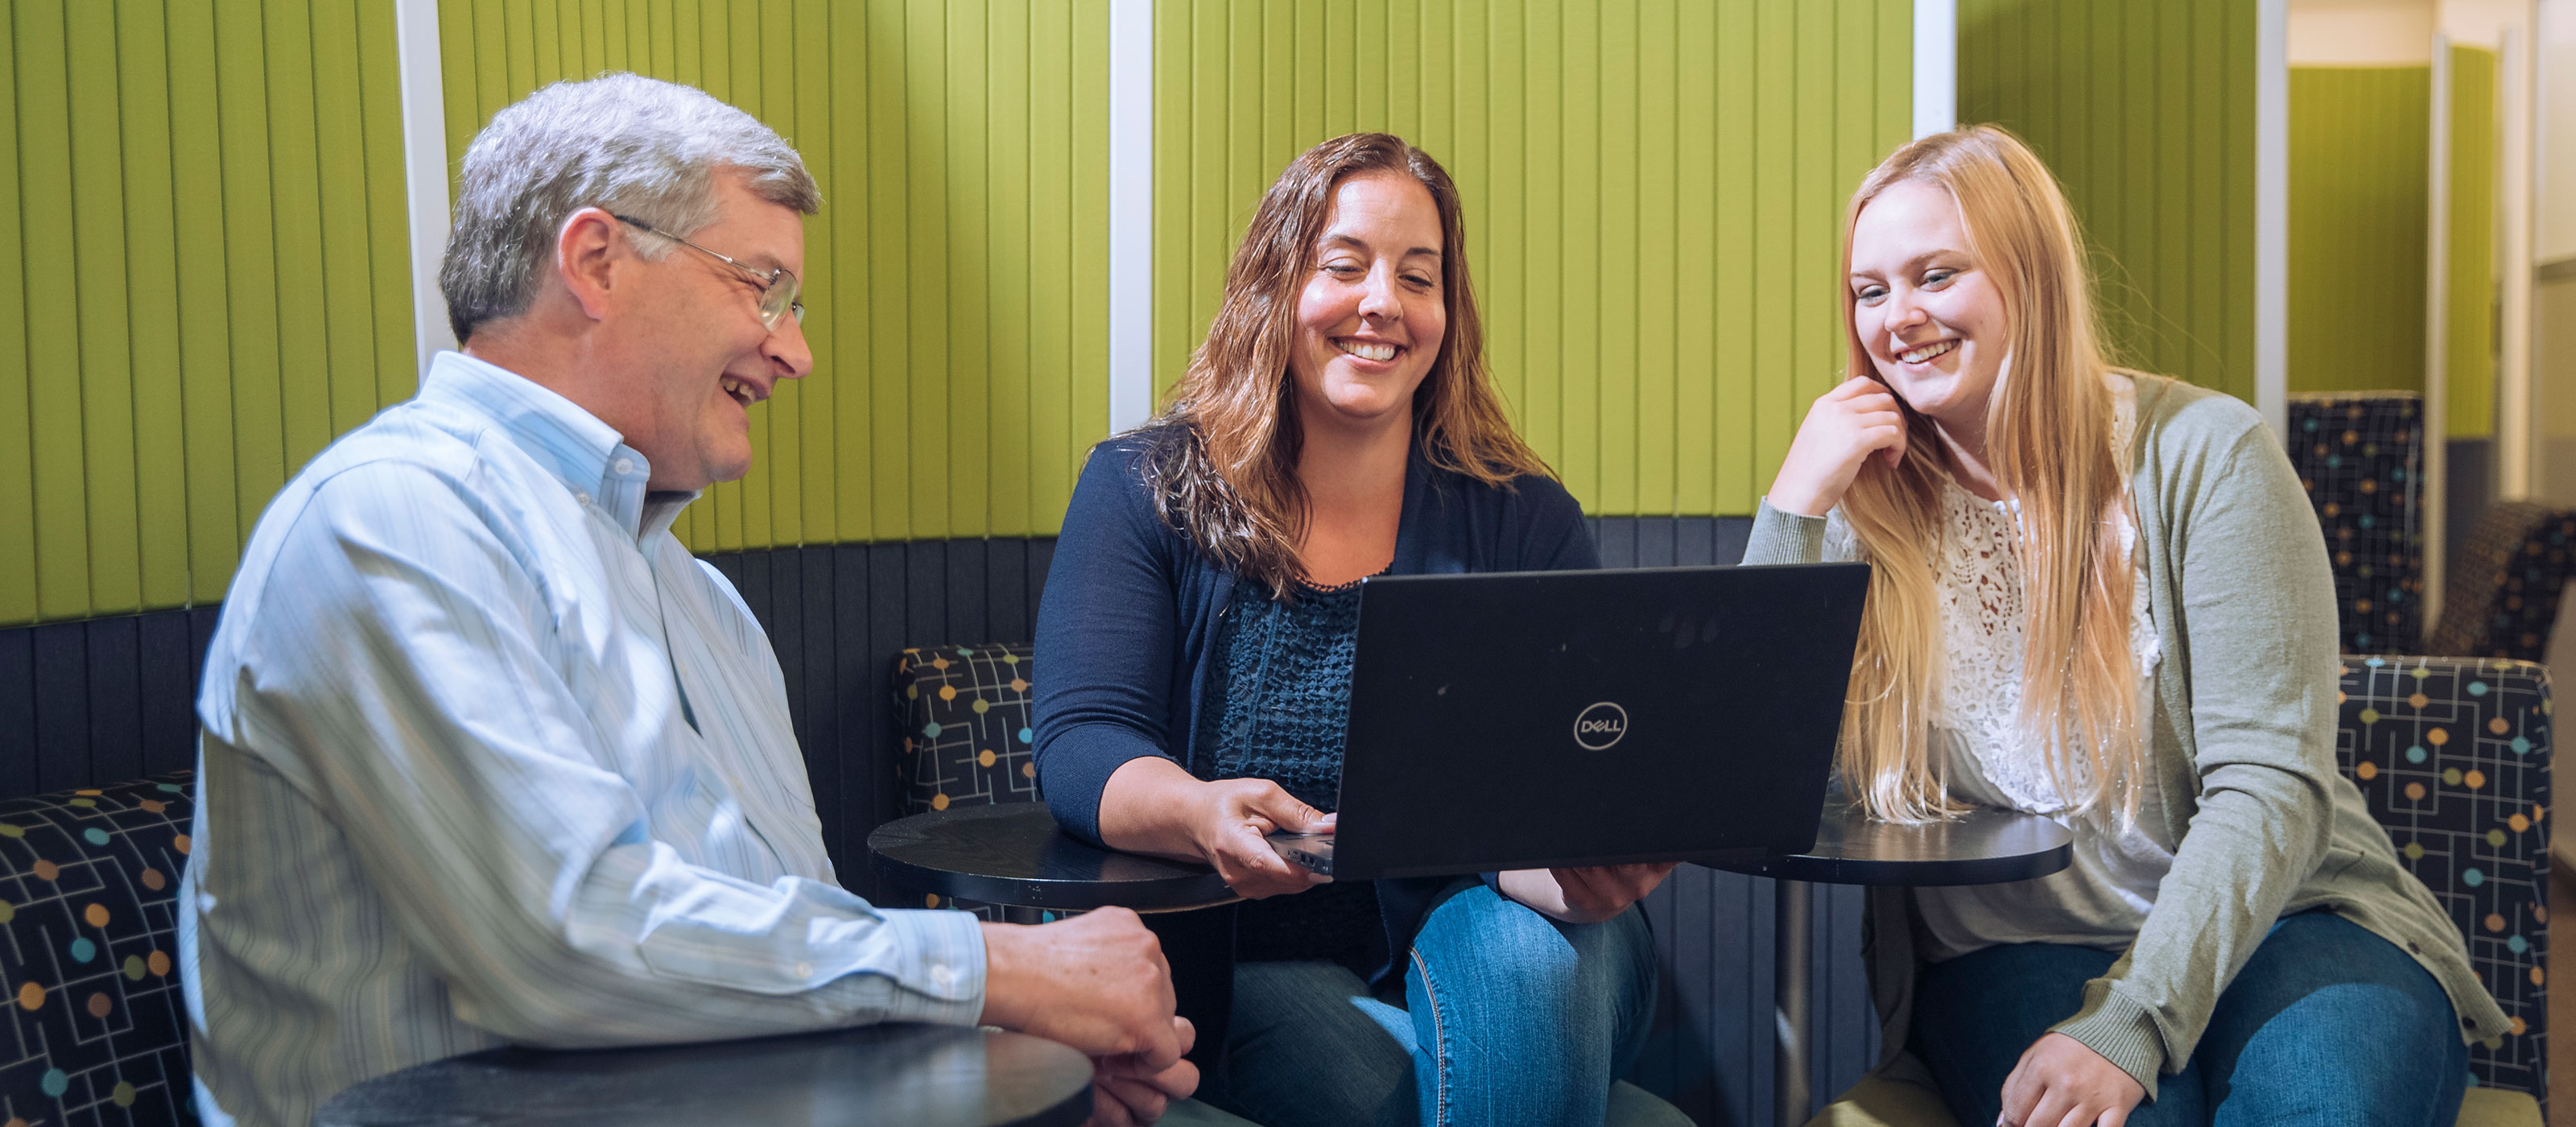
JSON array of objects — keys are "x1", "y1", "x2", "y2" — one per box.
[{"x1": 760, "y1": 275, "x2": 803, "y2": 328}]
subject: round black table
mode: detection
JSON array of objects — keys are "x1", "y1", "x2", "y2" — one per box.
[
  {"x1": 869, "y1": 803, "x2": 1238, "y2": 917},
  {"x1": 314, "y1": 1023, "x2": 1094, "y2": 1127},
  {"x1": 1707, "y1": 792, "x2": 2077, "y2": 887},
  {"x1": 1706, "y1": 793, "x2": 2074, "y2": 1127}
]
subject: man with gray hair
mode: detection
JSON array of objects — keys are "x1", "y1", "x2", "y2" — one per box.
[{"x1": 180, "y1": 73, "x2": 1195, "y2": 1127}]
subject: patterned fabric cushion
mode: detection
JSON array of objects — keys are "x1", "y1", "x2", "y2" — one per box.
[
  {"x1": 2337, "y1": 657, "x2": 2549, "y2": 1102},
  {"x1": 893, "y1": 645, "x2": 1042, "y2": 918},
  {"x1": 0, "y1": 770, "x2": 196, "y2": 1125},
  {"x1": 2427, "y1": 502, "x2": 2576, "y2": 662},
  {"x1": 2289, "y1": 394, "x2": 2425, "y2": 653}
]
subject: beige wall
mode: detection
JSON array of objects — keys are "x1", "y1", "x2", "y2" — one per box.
[{"x1": 2289, "y1": 0, "x2": 2437, "y2": 63}]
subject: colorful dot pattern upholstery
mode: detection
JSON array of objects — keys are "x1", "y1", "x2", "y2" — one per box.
[
  {"x1": 894, "y1": 645, "x2": 1043, "y2": 918},
  {"x1": 2289, "y1": 394, "x2": 2425, "y2": 654},
  {"x1": 2426, "y1": 501, "x2": 2576, "y2": 663},
  {"x1": 0, "y1": 770, "x2": 196, "y2": 1126},
  {"x1": 2336, "y1": 656, "x2": 2549, "y2": 1104}
]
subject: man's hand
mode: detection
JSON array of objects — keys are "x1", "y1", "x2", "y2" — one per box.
[
  {"x1": 1999, "y1": 1032, "x2": 2145, "y2": 1127},
  {"x1": 1496, "y1": 863, "x2": 1677, "y2": 924},
  {"x1": 979, "y1": 909, "x2": 1190, "y2": 1066},
  {"x1": 1086, "y1": 1046, "x2": 1199, "y2": 1127}
]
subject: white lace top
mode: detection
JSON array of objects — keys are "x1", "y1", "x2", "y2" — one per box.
[{"x1": 1831, "y1": 373, "x2": 2178, "y2": 959}]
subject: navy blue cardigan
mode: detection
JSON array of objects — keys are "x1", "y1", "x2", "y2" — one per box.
[{"x1": 1033, "y1": 429, "x2": 1598, "y2": 993}]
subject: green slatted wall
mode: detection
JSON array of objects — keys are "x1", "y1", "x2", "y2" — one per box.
[
  {"x1": 1151, "y1": 0, "x2": 1914, "y2": 518},
  {"x1": 1, "y1": 0, "x2": 416, "y2": 628},
  {"x1": 2444, "y1": 43, "x2": 2496, "y2": 439},
  {"x1": 1958, "y1": 0, "x2": 2256, "y2": 404},
  {"x1": 2287, "y1": 66, "x2": 2429, "y2": 395},
  {"x1": 438, "y1": 0, "x2": 1113, "y2": 551}
]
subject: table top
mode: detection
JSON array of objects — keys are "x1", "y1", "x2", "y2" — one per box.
[
  {"x1": 314, "y1": 1023, "x2": 1093, "y2": 1127},
  {"x1": 1708, "y1": 792, "x2": 2075, "y2": 886},
  {"x1": 869, "y1": 803, "x2": 1238, "y2": 911}
]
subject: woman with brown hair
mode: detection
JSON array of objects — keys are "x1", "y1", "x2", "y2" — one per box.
[
  {"x1": 1747, "y1": 125, "x2": 2504, "y2": 1126},
  {"x1": 1033, "y1": 134, "x2": 1685, "y2": 1127}
]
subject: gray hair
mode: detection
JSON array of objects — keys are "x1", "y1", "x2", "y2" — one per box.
[{"x1": 439, "y1": 72, "x2": 820, "y2": 343}]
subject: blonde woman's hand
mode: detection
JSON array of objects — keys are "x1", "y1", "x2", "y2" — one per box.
[
  {"x1": 1998, "y1": 1032, "x2": 2145, "y2": 1127},
  {"x1": 1765, "y1": 376, "x2": 1909, "y2": 518}
]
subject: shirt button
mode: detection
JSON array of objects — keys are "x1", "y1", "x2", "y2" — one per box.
[
  {"x1": 931, "y1": 964, "x2": 956, "y2": 987},
  {"x1": 613, "y1": 457, "x2": 634, "y2": 475},
  {"x1": 575, "y1": 492, "x2": 592, "y2": 506},
  {"x1": 793, "y1": 962, "x2": 814, "y2": 979}
]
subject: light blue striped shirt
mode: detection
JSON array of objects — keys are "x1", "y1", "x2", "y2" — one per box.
[{"x1": 180, "y1": 353, "x2": 985, "y2": 1127}]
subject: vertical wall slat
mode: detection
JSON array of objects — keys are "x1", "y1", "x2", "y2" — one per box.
[
  {"x1": 31, "y1": 623, "x2": 88, "y2": 794},
  {"x1": 792, "y1": 0, "x2": 836, "y2": 547},
  {"x1": 216, "y1": 0, "x2": 288, "y2": 600},
  {"x1": 0, "y1": 5, "x2": 35, "y2": 626},
  {"x1": 19, "y1": 0, "x2": 93, "y2": 621},
  {"x1": 138, "y1": 609, "x2": 193, "y2": 777},
  {"x1": 67, "y1": 2, "x2": 141, "y2": 617},
  {"x1": 120, "y1": 0, "x2": 189, "y2": 612},
  {"x1": 827, "y1": 0, "x2": 873, "y2": 543},
  {"x1": 0, "y1": 627, "x2": 33, "y2": 799},
  {"x1": 263, "y1": 0, "x2": 332, "y2": 508},
  {"x1": 170, "y1": 1, "x2": 240, "y2": 609},
  {"x1": 85, "y1": 615, "x2": 141, "y2": 784}
]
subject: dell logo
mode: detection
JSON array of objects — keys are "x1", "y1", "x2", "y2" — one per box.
[{"x1": 1573, "y1": 701, "x2": 1629, "y2": 750}]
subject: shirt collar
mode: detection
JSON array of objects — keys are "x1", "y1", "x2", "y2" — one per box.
[{"x1": 416, "y1": 351, "x2": 688, "y2": 542}]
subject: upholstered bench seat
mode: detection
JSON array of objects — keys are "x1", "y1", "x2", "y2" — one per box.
[
  {"x1": 0, "y1": 770, "x2": 196, "y2": 1125},
  {"x1": 1805, "y1": 1074, "x2": 2543, "y2": 1127},
  {"x1": 1804, "y1": 654, "x2": 2549, "y2": 1127}
]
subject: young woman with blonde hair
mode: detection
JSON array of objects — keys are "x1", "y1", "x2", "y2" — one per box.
[
  {"x1": 1746, "y1": 126, "x2": 2505, "y2": 1127},
  {"x1": 1034, "y1": 133, "x2": 1686, "y2": 1127}
]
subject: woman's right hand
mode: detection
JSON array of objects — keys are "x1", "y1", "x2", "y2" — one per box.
[
  {"x1": 1765, "y1": 376, "x2": 1910, "y2": 518},
  {"x1": 1097, "y1": 757, "x2": 1331, "y2": 900},
  {"x1": 1184, "y1": 778, "x2": 1334, "y2": 899}
]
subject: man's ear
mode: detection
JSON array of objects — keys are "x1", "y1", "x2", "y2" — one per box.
[{"x1": 556, "y1": 207, "x2": 623, "y2": 322}]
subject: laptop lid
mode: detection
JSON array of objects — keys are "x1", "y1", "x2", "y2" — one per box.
[{"x1": 1327, "y1": 563, "x2": 1869, "y2": 881}]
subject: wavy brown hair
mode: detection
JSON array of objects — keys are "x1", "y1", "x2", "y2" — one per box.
[
  {"x1": 1141, "y1": 133, "x2": 1548, "y2": 596},
  {"x1": 1835, "y1": 126, "x2": 2143, "y2": 824}
]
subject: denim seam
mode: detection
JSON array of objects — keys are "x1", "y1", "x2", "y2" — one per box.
[{"x1": 1409, "y1": 945, "x2": 1451, "y2": 1126}]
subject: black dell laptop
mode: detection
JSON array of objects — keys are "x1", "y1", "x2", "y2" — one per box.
[{"x1": 1269, "y1": 562, "x2": 1870, "y2": 880}]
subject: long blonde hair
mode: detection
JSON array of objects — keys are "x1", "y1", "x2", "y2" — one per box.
[{"x1": 1836, "y1": 126, "x2": 2143, "y2": 824}]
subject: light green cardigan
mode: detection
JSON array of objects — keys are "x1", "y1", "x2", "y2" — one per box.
[{"x1": 1743, "y1": 373, "x2": 2508, "y2": 1098}]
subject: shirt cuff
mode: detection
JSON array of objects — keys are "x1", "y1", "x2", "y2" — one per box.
[
  {"x1": 2050, "y1": 986, "x2": 2169, "y2": 1102},
  {"x1": 845, "y1": 907, "x2": 989, "y2": 1026}
]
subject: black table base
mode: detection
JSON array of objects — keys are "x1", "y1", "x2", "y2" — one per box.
[{"x1": 1707, "y1": 792, "x2": 2075, "y2": 1127}]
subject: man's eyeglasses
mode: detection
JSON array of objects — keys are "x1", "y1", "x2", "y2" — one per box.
[{"x1": 613, "y1": 213, "x2": 804, "y2": 332}]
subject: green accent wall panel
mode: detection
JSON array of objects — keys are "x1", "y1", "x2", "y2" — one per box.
[
  {"x1": 1959, "y1": 0, "x2": 2256, "y2": 404},
  {"x1": 2, "y1": 0, "x2": 415, "y2": 628},
  {"x1": 440, "y1": 0, "x2": 1115, "y2": 551},
  {"x1": 2446, "y1": 44, "x2": 2496, "y2": 439},
  {"x1": 2287, "y1": 66, "x2": 2429, "y2": 395},
  {"x1": 1149, "y1": 0, "x2": 1914, "y2": 518}
]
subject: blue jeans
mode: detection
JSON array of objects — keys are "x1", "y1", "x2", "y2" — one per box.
[
  {"x1": 1909, "y1": 910, "x2": 2468, "y2": 1127},
  {"x1": 1199, "y1": 879, "x2": 1669, "y2": 1127}
]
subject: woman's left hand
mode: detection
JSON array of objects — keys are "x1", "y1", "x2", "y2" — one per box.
[
  {"x1": 1999, "y1": 1032, "x2": 2145, "y2": 1127},
  {"x1": 1496, "y1": 864, "x2": 1677, "y2": 924}
]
